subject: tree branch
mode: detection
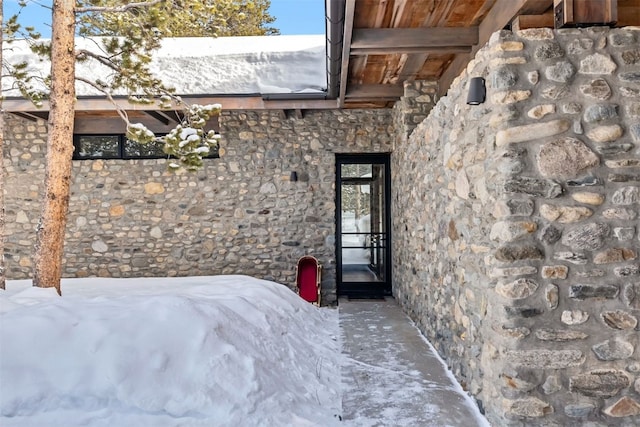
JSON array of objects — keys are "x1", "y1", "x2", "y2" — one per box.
[
  {"x1": 76, "y1": 0, "x2": 164, "y2": 14},
  {"x1": 75, "y1": 48, "x2": 120, "y2": 72},
  {"x1": 74, "y1": 75, "x2": 130, "y2": 123}
]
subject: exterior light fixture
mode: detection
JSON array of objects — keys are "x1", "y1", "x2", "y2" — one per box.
[
  {"x1": 290, "y1": 171, "x2": 298, "y2": 182},
  {"x1": 466, "y1": 77, "x2": 486, "y2": 105}
]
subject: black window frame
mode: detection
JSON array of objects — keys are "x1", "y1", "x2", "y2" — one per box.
[{"x1": 73, "y1": 134, "x2": 220, "y2": 160}]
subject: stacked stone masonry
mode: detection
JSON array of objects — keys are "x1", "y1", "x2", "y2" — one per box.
[
  {"x1": 4, "y1": 25, "x2": 640, "y2": 427},
  {"x1": 392, "y1": 27, "x2": 640, "y2": 426},
  {"x1": 3, "y1": 110, "x2": 394, "y2": 305}
]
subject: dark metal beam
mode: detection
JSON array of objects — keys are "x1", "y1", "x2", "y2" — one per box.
[
  {"x1": 351, "y1": 27, "x2": 479, "y2": 50},
  {"x1": 338, "y1": 0, "x2": 356, "y2": 108},
  {"x1": 326, "y1": 0, "x2": 346, "y2": 99}
]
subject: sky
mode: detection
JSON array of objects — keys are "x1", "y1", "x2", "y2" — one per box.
[{"x1": 2, "y1": 0, "x2": 327, "y2": 38}]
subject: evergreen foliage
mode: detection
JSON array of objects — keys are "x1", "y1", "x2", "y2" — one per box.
[
  {"x1": 1, "y1": 0, "x2": 279, "y2": 289},
  {"x1": 78, "y1": 0, "x2": 279, "y2": 37},
  {"x1": 0, "y1": 0, "x2": 280, "y2": 169}
]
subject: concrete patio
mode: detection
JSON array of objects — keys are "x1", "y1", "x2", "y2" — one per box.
[{"x1": 339, "y1": 297, "x2": 490, "y2": 427}]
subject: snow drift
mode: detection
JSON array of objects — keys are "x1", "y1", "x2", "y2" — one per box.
[{"x1": 0, "y1": 276, "x2": 342, "y2": 427}]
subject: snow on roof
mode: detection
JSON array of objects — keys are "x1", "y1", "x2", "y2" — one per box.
[{"x1": 2, "y1": 35, "x2": 327, "y2": 97}]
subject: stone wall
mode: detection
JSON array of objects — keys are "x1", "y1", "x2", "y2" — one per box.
[
  {"x1": 3, "y1": 109, "x2": 394, "y2": 304},
  {"x1": 392, "y1": 80, "x2": 439, "y2": 141},
  {"x1": 5, "y1": 24, "x2": 640, "y2": 426},
  {"x1": 392, "y1": 27, "x2": 640, "y2": 426}
]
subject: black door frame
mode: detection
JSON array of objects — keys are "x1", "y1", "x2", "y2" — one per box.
[{"x1": 336, "y1": 153, "x2": 392, "y2": 298}]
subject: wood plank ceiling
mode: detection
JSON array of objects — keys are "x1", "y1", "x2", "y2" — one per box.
[{"x1": 335, "y1": 0, "x2": 640, "y2": 108}]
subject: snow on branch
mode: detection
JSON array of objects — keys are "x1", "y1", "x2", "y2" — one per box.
[{"x1": 159, "y1": 103, "x2": 222, "y2": 171}]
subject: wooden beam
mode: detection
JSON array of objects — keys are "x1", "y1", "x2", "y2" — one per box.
[
  {"x1": 511, "y1": 12, "x2": 555, "y2": 30},
  {"x1": 438, "y1": 0, "x2": 553, "y2": 97},
  {"x1": 144, "y1": 110, "x2": 176, "y2": 125},
  {"x1": 553, "y1": 0, "x2": 617, "y2": 27},
  {"x1": 373, "y1": 0, "x2": 389, "y2": 27},
  {"x1": 10, "y1": 111, "x2": 48, "y2": 122},
  {"x1": 345, "y1": 84, "x2": 404, "y2": 100},
  {"x1": 263, "y1": 99, "x2": 339, "y2": 110},
  {"x1": 74, "y1": 115, "x2": 220, "y2": 134},
  {"x1": 343, "y1": 100, "x2": 393, "y2": 109},
  {"x1": 396, "y1": 53, "x2": 430, "y2": 84},
  {"x1": 350, "y1": 45, "x2": 472, "y2": 55},
  {"x1": 478, "y1": 0, "x2": 548, "y2": 47},
  {"x1": 351, "y1": 27, "x2": 479, "y2": 49},
  {"x1": 338, "y1": 0, "x2": 356, "y2": 108},
  {"x1": 437, "y1": 53, "x2": 472, "y2": 97},
  {"x1": 618, "y1": 0, "x2": 640, "y2": 26},
  {"x1": 2, "y1": 96, "x2": 340, "y2": 112}
]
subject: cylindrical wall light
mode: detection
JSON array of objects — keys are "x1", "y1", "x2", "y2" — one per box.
[{"x1": 466, "y1": 77, "x2": 486, "y2": 105}]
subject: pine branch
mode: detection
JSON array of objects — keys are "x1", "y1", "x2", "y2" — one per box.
[
  {"x1": 76, "y1": 0, "x2": 164, "y2": 14},
  {"x1": 75, "y1": 48, "x2": 120, "y2": 72},
  {"x1": 74, "y1": 75, "x2": 131, "y2": 124}
]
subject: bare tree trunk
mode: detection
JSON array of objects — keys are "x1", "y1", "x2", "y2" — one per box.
[
  {"x1": 0, "y1": 0, "x2": 6, "y2": 291},
  {"x1": 0, "y1": 112, "x2": 5, "y2": 292},
  {"x1": 32, "y1": 0, "x2": 76, "y2": 294}
]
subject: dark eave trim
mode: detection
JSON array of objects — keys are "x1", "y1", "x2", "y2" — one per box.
[{"x1": 2, "y1": 94, "x2": 340, "y2": 112}]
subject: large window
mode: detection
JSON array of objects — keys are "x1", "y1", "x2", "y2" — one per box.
[{"x1": 73, "y1": 134, "x2": 219, "y2": 160}]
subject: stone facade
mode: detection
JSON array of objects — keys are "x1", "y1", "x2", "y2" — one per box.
[
  {"x1": 392, "y1": 27, "x2": 640, "y2": 426},
  {"x1": 3, "y1": 110, "x2": 394, "y2": 304},
  {"x1": 4, "y1": 24, "x2": 640, "y2": 427}
]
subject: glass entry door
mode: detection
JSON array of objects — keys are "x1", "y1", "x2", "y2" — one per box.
[{"x1": 336, "y1": 154, "x2": 391, "y2": 298}]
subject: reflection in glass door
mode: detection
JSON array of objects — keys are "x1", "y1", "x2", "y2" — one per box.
[{"x1": 336, "y1": 154, "x2": 391, "y2": 298}]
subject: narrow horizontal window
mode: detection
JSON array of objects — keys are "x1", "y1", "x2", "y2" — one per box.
[
  {"x1": 123, "y1": 138, "x2": 166, "y2": 158},
  {"x1": 73, "y1": 134, "x2": 220, "y2": 160},
  {"x1": 74, "y1": 135, "x2": 121, "y2": 159}
]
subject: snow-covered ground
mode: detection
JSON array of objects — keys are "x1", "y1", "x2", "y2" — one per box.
[
  {"x1": 341, "y1": 214, "x2": 371, "y2": 265},
  {"x1": 0, "y1": 275, "x2": 489, "y2": 427},
  {"x1": 0, "y1": 276, "x2": 342, "y2": 427}
]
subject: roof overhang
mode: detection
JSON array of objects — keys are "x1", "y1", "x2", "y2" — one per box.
[{"x1": 4, "y1": 0, "x2": 639, "y2": 115}]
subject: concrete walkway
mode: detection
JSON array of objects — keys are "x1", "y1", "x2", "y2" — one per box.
[{"x1": 339, "y1": 297, "x2": 490, "y2": 427}]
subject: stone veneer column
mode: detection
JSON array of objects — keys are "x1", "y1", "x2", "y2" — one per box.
[
  {"x1": 392, "y1": 27, "x2": 640, "y2": 426},
  {"x1": 393, "y1": 80, "x2": 439, "y2": 140}
]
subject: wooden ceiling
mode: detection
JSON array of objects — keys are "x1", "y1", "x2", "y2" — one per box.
[{"x1": 334, "y1": 0, "x2": 640, "y2": 108}]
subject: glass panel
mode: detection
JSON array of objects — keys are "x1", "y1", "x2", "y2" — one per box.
[
  {"x1": 340, "y1": 163, "x2": 386, "y2": 284},
  {"x1": 341, "y1": 183, "x2": 371, "y2": 267},
  {"x1": 371, "y1": 164, "x2": 386, "y2": 282},
  {"x1": 76, "y1": 135, "x2": 119, "y2": 159},
  {"x1": 124, "y1": 139, "x2": 166, "y2": 158},
  {"x1": 341, "y1": 163, "x2": 372, "y2": 178},
  {"x1": 124, "y1": 137, "x2": 218, "y2": 159}
]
